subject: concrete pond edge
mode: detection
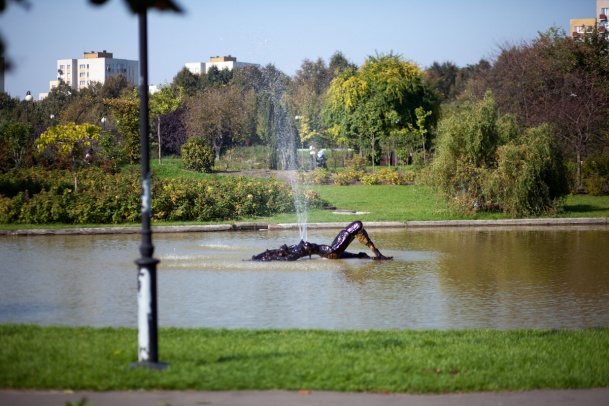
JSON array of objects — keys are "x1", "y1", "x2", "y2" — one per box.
[{"x1": 1, "y1": 217, "x2": 607, "y2": 236}]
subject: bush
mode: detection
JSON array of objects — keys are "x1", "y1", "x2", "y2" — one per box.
[
  {"x1": 0, "y1": 167, "x2": 327, "y2": 224},
  {"x1": 334, "y1": 168, "x2": 363, "y2": 185},
  {"x1": 582, "y1": 154, "x2": 609, "y2": 196},
  {"x1": 296, "y1": 168, "x2": 331, "y2": 185},
  {"x1": 359, "y1": 168, "x2": 412, "y2": 186},
  {"x1": 181, "y1": 137, "x2": 214, "y2": 173},
  {"x1": 488, "y1": 124, "x2": 569, "y2": 216},
  {"x1": 345, "y1": 155, "x2": 368, "y2": 171}
]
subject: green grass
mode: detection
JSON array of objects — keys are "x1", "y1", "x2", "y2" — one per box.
[
  {"x1": 244, "y1": 185, "x2": 609, "y2": 224},
  {"x1": 1, "y1": 324, "x2": 608, "y2": 393}
]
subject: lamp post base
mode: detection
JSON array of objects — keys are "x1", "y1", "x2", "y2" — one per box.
[{"x1": 130, "y1": 361, "x2": 169, "y2": 370}]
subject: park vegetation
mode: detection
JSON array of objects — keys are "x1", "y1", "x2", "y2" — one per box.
[{"x1": 1, "y1": 27, "x2": 609, "y2": 224}]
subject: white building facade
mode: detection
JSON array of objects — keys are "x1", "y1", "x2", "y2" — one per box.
[
  {"x1": 50, "y1": 51, "x2": 138, "y2": 93},
  {"x1": 185, "y1": 55, "x2": 258, "y2": 75}
]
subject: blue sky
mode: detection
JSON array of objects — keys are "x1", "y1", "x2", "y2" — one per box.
[{"x1": 0, "y1": 0, "x2": 595, "y2": 100}]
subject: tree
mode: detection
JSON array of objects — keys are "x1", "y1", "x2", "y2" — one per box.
[
  {"x1": 36, "y1": 122, "x2": 101, "y2": 191},
  {"x1": 158, "y1": 106, "x2": 187, "y2": 156},
  {"x1": 324, "y1": 52, "x2": 438, "y2": 168},
  {"x1": 425, "y1": 61, "x2": 459, "y2": 101},
  {"x1": 487, "y1": 28, "x2": 609, "y2": 191},
  {"x1": 427, "y1": 91, "x2": 501, "y2": 209},
  {"x1": 0, "y1": 121, "x2": 33, "y2": 170},
  {"x1": 184, "y1": 85, "x2": 254, "y2": 160},
  {"x1": 171, "y1": 66, "x2": 199, "y2": 96},
  {"x1": 149, "y1": 84, "x2": 182, "y2": 164},
  {"x1": 105, "y1": 90, "x2": 140, "y2": 164},
  {"x1": 328, "y1": 51, "x2": 357, "y2": 75},
  {"x1": 101, "y1": 74, "x2": 132, "y2": 99},
  {"x1": 254, "y1": 64, "x2": 295, "y2": 170},
  {"x1": 204, "y1": 65, "x2": 233, "y2": 87},
  {"x1": 289, "y1": 58, "x2": 332, "y2": 149}
]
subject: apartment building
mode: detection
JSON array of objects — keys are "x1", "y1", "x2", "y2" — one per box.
[
  {"x1": 571, "y1": 0, "x2": 609, "y2": 38},
  {"x1": 48, "y1": 50, "x2": 138, "y2": 94},
  {"x1": 185, "y1": 55, "x2": 259, "y2": 75}
]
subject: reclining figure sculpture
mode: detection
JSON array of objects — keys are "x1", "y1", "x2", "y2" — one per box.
[{"x1": 251, "y1": 221, "x2": 393, "y2": 261}]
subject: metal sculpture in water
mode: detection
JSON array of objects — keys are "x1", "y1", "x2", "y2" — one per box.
[{"x1": 251, "y1": 221, "x2": 393, "y2": 261}]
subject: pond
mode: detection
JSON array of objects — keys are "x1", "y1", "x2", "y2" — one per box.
[{"x1": 1, "y1": 225, "x2": 608, "y2": 330}]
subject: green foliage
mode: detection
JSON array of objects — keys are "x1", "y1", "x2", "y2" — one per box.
[
  {"x1": 104, "y1": 94, "x2": 140, "y2": 164},
  {"x1": 333, "y1": 167, "x2": 363, "y2": 186},
  {"x1": 323, "y1": 52, "x2": 438, "y2": 164},
  {"x1": 181, "y1": 137, "x2": 215, "y2": 173},
  {"x1": 488, "y1": 124, "x2": 569, "y2": 216},
  {"x1": 344, "y1": 155, "x2": 368, "y2": 170},
  {"x1": 360, "y1": 168, "x2": 411, "y2": 185},
  {"x1": 427, "y1": 92, "x2": 568, "y2": 216},
  {"x1": 426, "y1": 92, "x2": 501, "y2": 211},
  {"x1": 0, "y1": 167, "x2": 326, "y2": 224},
  {"x1": 36, "y1": 123, "x2": 101, "y2": 158},
  {"x1": 297, "y1": 168, "x2": 331, "y2": 185},
  {"x1": 581, "y1": 153, "x2": 609, "y2": 196},
  {"x1": 0, "y1": 121, "x2": 33, "y2": 170}
]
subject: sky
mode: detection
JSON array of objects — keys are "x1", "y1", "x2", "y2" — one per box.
[{"x1": 0, "y1": 0, "x2": 596, "y2": 100}]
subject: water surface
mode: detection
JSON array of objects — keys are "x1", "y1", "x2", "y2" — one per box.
[{"x1": 1, "y1": 226, "x2": 608, "y2": 329}]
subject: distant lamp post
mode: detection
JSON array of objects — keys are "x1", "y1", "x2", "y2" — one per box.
[
  {"x1": 25, "y1": 91, "x2": 33, "y2": 122},
  {"x1": 101, "y1": 116, "x2": 107, "y2": 131},
  {"x1": 294, "y1": 115, "x2": 303, "y2": 168},
  {"x1": 50, "y1": 114, "x2": 55, "y2": 126}
]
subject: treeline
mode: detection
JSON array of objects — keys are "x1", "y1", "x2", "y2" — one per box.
[{"x1": 1, "y1": 27, "x2": 609, "y2": 221}]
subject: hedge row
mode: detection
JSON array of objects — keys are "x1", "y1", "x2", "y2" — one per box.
[{"x1": 0, "y1": 167, "x2": 325, "y2": 224}]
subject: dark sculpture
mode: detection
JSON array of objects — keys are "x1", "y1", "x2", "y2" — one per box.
[{"x1": 251, "y1": 221, "x2": 393, "y2": 261}]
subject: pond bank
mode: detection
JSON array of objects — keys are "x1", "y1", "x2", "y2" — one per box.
[{"x1": 1, "y1": 217, "x2": 607, "y2": 236}]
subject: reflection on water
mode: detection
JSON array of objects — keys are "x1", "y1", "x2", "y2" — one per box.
[{"x1": 1, "y1": 226, "x2": 608, "y2": 330}]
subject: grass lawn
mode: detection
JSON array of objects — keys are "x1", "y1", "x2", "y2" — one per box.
[
  {"x1": 243, "y1": 185, "x2": 609, "y2": 224},
  {"x1": 1, "y1": 325, "x2": 608, "y2": 393}
]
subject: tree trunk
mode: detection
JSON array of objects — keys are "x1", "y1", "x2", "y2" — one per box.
[
  {"x1": 576, "y1": 149, "x2": 582, "y2": 193},
  {"x1": 157, "y1": 117, "x2": 162, "y2": 165},
  {"x1": 422, "y1": 133, "x2": 426, "y2": 164}
]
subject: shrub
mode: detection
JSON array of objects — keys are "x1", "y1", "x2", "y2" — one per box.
[
  {"x1": 0, "y1": 167, "x2": 327, "y2": 224},
  {"x1": 297, "y1": 168, "x2": 331, "y2": 185},
  {"x1": 181, "y1": 137, "x2": 214, "y2": 173},
  {"x1": 345, "y1": 155, "x2": 367, "y2": 171},
  {"x1": 487, "y1": 124, "x2": 569, "y2": 216},
  {"x1": 582, "y1": 154, "x2": 609, "y2": 196},
  {"x1": 334, "y1": 168, "x2": 363, "y2": 185}
]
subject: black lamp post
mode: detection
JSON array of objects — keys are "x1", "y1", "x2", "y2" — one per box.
[
  {"x1": 25, "y1": 91, "x2": 33, "y2": 122},
  {"x1": 132, "y1": 8, "x2": 166, "y2": 370}
]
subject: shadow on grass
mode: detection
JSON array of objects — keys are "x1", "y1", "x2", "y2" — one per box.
[{"x1": 564, "y1": 204, "x2": 606, "y2": 213}]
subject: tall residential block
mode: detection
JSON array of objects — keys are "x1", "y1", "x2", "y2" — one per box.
[{"x1": 48, "y1": 50, "x2": 138, "y2": 94}]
